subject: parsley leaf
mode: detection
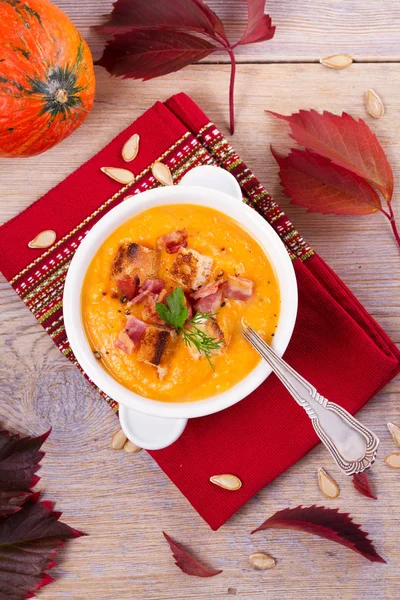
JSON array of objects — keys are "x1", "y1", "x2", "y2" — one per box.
[{"x1": 156, "y1": 286, "x2": 188, "y2": 330}]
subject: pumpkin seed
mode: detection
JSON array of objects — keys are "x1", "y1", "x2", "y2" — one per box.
[
  {"x1": 122, "y1": 133, "x2": 140, "y2": 162},
  {"x1": 249, "y1": 552, "x2": 276, "y2": 570},
  {"x1": 110, "y1": 429, "x2": 127, "y2": 450},
  {"x1": 365, "y1": 89, "x2": 385, "y2": 118},
  {"x1": 387, "y1": 422, "x2": 400, "y2": 448},
  {"x1": 152, "y1": 161, "x2": 173, "y2": 186},
  {"x1": 28, "y1": 230, "x2": 56, "y2": 249},
  {"x1": 209, "y1": 474, "x2": 242, "y2": 490},
  {"x1": 318, "y1": 467, "x2": 340, "y2": 499},
  {"x1": 320, "y1": 54, "x2": 353, "y2": 69},
  {"x1": 123, "y1": 440, "x2": 142, "y2": 454},
  {"x1": 384, "y1": 452, "x2": 400, "y2": 468},
  {"x1": 101, "y1": 167, "x2": 135, "y2": 184}
]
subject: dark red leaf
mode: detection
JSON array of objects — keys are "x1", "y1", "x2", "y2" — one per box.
[
  {"x1": 0, "y1": 490, "x2": 31, "y2": 516},
  {"x1": 96, "y1": 0, "x2": 227, "y2": 39},
  {"x1": 0, "y1": 493, "x2": 85, "y2": 598},
  {"x1": 251, "y1": 505, "x2": 385, "y2": 563},
  {"x1": 0, "y1": 429, "x2": 50, "y2": 516},
  {"x1": 96, "y1": 29, "x2": 217, "y2": 80},
  {"x1": 353, "y1": 472, "x2": 377, "y2": 500},
  {"x1": 267, "y1": 110, "x2": 394, "y2": 202},
  {"x1": 272, "y1": 147, "x2": 382, "y2": 215},
  {"x1": 163, "y1": 531, "x2": 222, "y2": 577},
  {"x1": 236, "y1": 0, "x2": 275, "y2": 46}
]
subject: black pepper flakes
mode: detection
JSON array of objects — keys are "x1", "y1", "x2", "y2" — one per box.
[
  {"x1": 125, "y1": 309, "x2": 131, "y2": 315},
  {"x1": 93, "y1": 351, "x2": 102, "y2": 360},
  {"x1": 102, "y1": 292, "x2": 107, "y2": 296},
  {"x1": 120, "y1": 295, "x2": 127, "y2": 304},
  {"x1": 220, "y1": 301, "x2": 226, "y2": 308}
]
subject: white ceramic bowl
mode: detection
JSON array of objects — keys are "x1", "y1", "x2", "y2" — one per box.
[{"x1": 64, "y1": 166, "x2": 298, "y2": 449}]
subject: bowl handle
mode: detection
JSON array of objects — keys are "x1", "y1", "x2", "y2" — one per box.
[
  {"x1": 119, "y1": 404, "x2": 188, "y2": 451},
  {"x1": 179, "y1": 165, "x2": 243, "y2": 201}
]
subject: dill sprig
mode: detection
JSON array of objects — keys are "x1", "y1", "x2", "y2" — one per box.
[
  {"x1": 182, "y1": 312, "x2": 223, "y2": 370},
  {"x1": 155, "y1": 287, "x2": 223, "y2": 369}
]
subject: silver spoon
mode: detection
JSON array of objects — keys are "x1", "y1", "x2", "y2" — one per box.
[{"x1": 242, "y1": 323, "x2": 379, "y2": 475}]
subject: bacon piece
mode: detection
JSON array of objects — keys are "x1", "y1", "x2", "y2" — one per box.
[
  {"x1": 157, "y1": 229, "x2": 188, "y2": 254},
  {"x1": 129, "y1": 278, "x2": 165, "y2": 305},
  {"x1": 191, "y1": 279, "x2": 225, "y2": 300},
  {"x1": 184, "y1": 294, "x2": 193, "y2": 321},
  {"x1": 114, "y1": 317, "x2": 147, "y2": 354},
  {"x1": 194, "y1": 289, "x2": 223, "y2": 314},
  {"x1": 190, "y1": 279, "x2": 225, "y2": 314},
  {"x1": 142, "y1": 288, "x2": 168, "y2": 325},
  {"x1": 141, "y1": 279, "x2": 165, "y2": 294},
  {"x1": 223, "y1": 276, "x2": 254, "y2": 301},
  {"x1": 126, "y1": 316, "x2": 147, "y2": 344},
  {"x1": 116, "y1": 274, "x2": 140, "y2": 300},
  {"x1": 114, "y1": 330, "x2": 135, "y2": 354}
]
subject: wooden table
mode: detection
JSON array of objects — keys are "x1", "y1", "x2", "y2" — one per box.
[{"x1": 0, "y1": 1, "x2": 399, "y2": 598}]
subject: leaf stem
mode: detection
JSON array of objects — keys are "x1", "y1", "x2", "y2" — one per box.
[
  {"x1": 226, "y1": 47, "x2": 236, "y2": 135},
  {"x1": 386, "y1": 203, "x2": 400, "y2": 249}
]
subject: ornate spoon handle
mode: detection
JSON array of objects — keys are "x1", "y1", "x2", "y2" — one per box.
[{"x1": 242, "y1": 324, "x2": 379, "y2": 475}]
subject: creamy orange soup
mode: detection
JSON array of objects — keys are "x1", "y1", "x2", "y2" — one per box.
[{"x1": 82, "y1": 204, "x2": 280, "y2": 402}]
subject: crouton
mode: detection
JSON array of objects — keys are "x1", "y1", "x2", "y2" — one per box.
[
  {"x1": 168, "y1": 247, "x2": 213, "y2": 291},
  {"x1": 137, "y1": 325, "x2": 171, "y2": 367},
  {"x1": 186, "y1": 318, "x2": 225, "y2": 360},
  {"x1": 112, "y1": 243, "x2": 160, "y2": 284}
]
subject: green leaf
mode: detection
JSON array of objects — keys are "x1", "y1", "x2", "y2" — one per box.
[
  {"x1": 156, "y1": 286, "x2": 187, "y2": 330},
  {"x1": 155, "y1": 302, "x2": 174, "y2": 326}
]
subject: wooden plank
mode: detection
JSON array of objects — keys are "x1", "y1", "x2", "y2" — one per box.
[
  {"x1": 0, "y1": 63, "x2": 399, "y2": 599},
  {"x1": 54, "y1": 0, "x2": 400, "y2": 62}
]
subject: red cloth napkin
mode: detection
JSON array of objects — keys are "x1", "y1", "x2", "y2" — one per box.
[{"x1": 0, "y1": 93, "x2": 399, "y2": 530}]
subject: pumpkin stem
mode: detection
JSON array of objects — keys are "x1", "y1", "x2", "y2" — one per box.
[{"x1": 54, "y1": 88, "x2": 68, "y2": 104}]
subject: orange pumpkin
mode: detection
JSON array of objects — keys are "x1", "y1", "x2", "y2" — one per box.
[{"x1": 0, "y1": 0, "x2": 95, "y2": 157}]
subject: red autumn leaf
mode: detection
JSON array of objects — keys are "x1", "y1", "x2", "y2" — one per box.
[
  {"x1": 251, "y1": 505, "x2": 385, "y2": 563},
  {"x1": 0, "y1": 490, "x2": 31, "y2": 517},
  {"x1": 0, "y1": 429, "x2": 51, "y2": 515},
  {"x1": 267, "y1": 109, "x2": 394, "y2": 202},
  {"x1": 353, "y1": 472, "x2": 377, "y2": 500},
  {"x1": 0, "y1": 493, "x2": 85, "y2": 598},
  {"x1": 95, "y1": 0, "x2": 275, "y2": 134},
  {"x1": 96, "y1": 29, "x2": 217, "y2": 80},
  {"x1": 235, "y1": 0, "x2": 276, "y2": 46},
  {"x1": 163, "y1": 531, "x2": 222, "y2": 577},
  {"x1": 96, "y1": 0, "x2": 227, "y2": 39},
  {"x1": 272, "y1": 147, "x2": 383, "y2": 215}
]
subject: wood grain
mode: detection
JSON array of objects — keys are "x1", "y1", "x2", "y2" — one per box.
[
  {"x1": 0, "y1": 4, "x2": 400, "y2": 599},
  {"x1": 54, "y1": 0, "x2": 400, "y2": 62}
]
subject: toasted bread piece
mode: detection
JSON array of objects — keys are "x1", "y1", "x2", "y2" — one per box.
[
  {"x1": 187, "y1": 318, "x2": 225, "y2": 360},
  {"x1": 137, "y1": 325, "x2": 171, "y2": 367},
  {"x1": 112, "y1": 243, "x2": 160, "y2": 284},
  {"x1": 168, "y1": 247, "x2": 213, "y2": 291}
]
